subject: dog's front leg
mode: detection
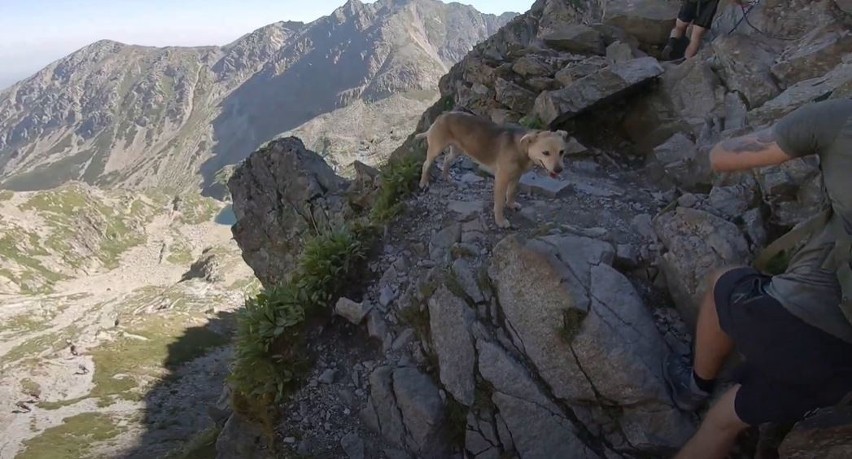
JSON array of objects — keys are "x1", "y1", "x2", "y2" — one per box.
[
  {"x1": 493, "y1": 171, "x2": 511, "y2": 228},
  {"x1": 441, "y1": 146, "x2": 460, "y2": 182},
  {"x1": 506, "y1": 177, "x2": 522, "y2": 211}
]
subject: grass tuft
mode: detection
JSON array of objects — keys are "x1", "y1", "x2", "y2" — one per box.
[
  {"x1": 17, "y1": 413, "x2": 126, "y2": 459},
  {"x1": 519, "y1": 114, "x2": 544, "y2": 130},
  {"x1": 370, "y1": 155, "x2": 423, "y2": 223},
  {"x1": 229, "y1": 224, "x2": 371, "y2": 439}
]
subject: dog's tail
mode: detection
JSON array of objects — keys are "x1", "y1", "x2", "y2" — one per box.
[{"x1": 414, "y1": 131, "x2": 428, "y2": 140}]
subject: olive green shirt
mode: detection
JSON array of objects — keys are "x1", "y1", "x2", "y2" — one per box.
[{"x1": 764, "y1": 98, "x2": 852, "y2": 344}]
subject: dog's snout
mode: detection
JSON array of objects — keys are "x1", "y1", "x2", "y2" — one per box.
[{"x1": 553, "y1": 164, "x2": 563, "y2": 173}]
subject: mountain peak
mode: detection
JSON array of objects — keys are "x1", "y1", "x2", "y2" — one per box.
[
  {"x1": 0, "y1": 0, "x2": 516, "y2": 192},
  {"x1": 83, "y1": 39, "x2": 127, "y2": 50}
]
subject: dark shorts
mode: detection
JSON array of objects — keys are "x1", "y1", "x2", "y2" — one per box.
[
  {"x1": 678, "y1": 0, "x2": 720, "y2": 29},
  {"x1": 715, "y1": 267, "x2": 852, "y2": 426}
]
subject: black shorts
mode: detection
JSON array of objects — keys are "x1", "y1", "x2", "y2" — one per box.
[
  {"x1": 678, "y1": 0, "x2": 720, "y2": 29},
  {"x1": 715, "y1": 267, "x2": 852, "y2": 426}
]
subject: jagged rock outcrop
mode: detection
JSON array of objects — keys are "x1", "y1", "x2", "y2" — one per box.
[
  {"x1": 228, "y1": 137, "x2": 352, "y2": 287},
  {"x1": 180, "y1": 248, "x2": 224, "y2": 283}
]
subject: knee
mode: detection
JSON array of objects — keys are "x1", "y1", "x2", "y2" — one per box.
[
  {"x1": 707, "y1": 266, "x2": 746, "y2": 290},
  {"x1": 674, "y1": 20, "x2": 688, "y2": 33}
]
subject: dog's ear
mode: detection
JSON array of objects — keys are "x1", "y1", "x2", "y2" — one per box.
[
  {"x1": 520, "y1": 131, "x2": 538, "y2": 150},
  {"x1": 555, "y1": 129, "x2": 569, "y2": 140}
]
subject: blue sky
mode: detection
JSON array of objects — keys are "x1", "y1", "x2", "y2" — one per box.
[{"x1": 0, "y1": 0, "x2": 532, "y2": 89}]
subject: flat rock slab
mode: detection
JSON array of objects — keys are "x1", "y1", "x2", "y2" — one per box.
[
  {"x1": 521, "y1": 170, "x2": 624, "y2": 199},
  {"x1": 541, "y1": 24, "x2": 605, "y2": 55},
  {"x1": 519, "y1": 172, "x2": 571, "y2": 197},
  {"x1": 534, "y1": 56, "x2": 664, "y2": 126}
]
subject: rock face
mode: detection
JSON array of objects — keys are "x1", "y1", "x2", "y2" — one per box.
[
  {"x1": 361, "y1": 365, "x2": 450, "y2": 459},
  {"x1": 219, "y1": 0, "x2": 852, "y2": 457},
  {"x1": 228, "y1": 137, "x2": 351, "y2": 287},
  {"x1": 180, "y1": 249, "x2": 223, "y2": 283},
  {"x1": 778, "y1": 405, "x2": 852, "y2": 458},
  {"x1": 428, "y1": 286, "x2": 476, "y2": 406},
  {"x1": 653, "y1": 208, "x2": 751, "y2": 329},
  {"x1": 487, "y1": 235, "x2": 695, "y2": 453},
  {"x1": 534, "y1": 56, "x2": 665, "y2": 125}
]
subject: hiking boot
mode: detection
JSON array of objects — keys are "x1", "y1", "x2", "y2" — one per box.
[
  {"x1": 663, "y1": 352, "x2": 710, "y2": 412},
  {"x1": 661, "y1": 37, "x2": 676, "y2": 61}
]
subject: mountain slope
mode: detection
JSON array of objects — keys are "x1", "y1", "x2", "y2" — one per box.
[{"x1": 0, "y1": 0, "x2": 515, "y2": 194}]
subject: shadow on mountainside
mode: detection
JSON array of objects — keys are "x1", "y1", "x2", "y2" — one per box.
[
  {"x1": 199, "y1": 11, "x2": 380, "y2": 195},
  {"x1": 120, "y1": 310, "x2": 238, "y2": 459}
]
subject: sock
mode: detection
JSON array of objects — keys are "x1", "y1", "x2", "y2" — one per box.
[{"x1": 691, "y1": 370, "x2": 715, "y2": 394}]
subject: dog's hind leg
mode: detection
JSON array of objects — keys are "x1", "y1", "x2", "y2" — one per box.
[
  {"x1": 419, "y1": 139, "x2": 445, "y2": 189},
  {"x1": 441, "y1": 145, "x2": 461, "y2": 182},
  {"x1": 492, "y1": 169, "x2": 511, "y2": 228},
  {"x1": 506, "y1": 176, "x2": 522, "y2": 211}
]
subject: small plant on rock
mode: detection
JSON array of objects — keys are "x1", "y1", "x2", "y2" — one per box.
[
  {"x1": 519, "y1": 114, "x2": 544, "y2": 130},
  {"x1": 229, "y1": 223, "x2": 371, "y2": 441},
  {"x1": 371, "y1": 155, "x2": 423, "y2": 223}
]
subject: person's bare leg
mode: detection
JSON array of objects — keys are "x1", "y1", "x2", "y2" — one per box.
[
  {"x1": 693, "y1": 270, "x2": 736, "y2": 380},
  {"x1": 664, "y1": 269, "x2": 740, "y2": 411},
  {"x1": 675, "y1": 385, "x2": 750, "y2": 459},
  {"x1": 671, "y1": 18, "x2": 689, "y2": 39},
  {"x1": 685, "y1": 25, "x2": 709, "y2": 59}
]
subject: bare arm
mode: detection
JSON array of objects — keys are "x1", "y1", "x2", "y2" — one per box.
[{"x1": 709, "y1": 127, "x2": 793, "y2": 172}]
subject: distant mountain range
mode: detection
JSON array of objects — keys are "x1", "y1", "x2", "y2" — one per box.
[{"x1": 0, "y1": 0, "x2": 515, "y2": 195}]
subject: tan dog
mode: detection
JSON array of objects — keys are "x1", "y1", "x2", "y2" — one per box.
[{"x1": 416, "y1": 111, "x2": 570, "y2": 228}]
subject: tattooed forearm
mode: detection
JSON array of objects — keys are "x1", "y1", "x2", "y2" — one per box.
[{"x1": 719, "y1": 128, "x2": 777, "y2": 153}]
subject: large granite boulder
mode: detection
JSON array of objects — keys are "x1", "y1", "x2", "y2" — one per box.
[
  {"x1": 653, "y1": 208, "x2": 751, "y2": 329},
  {"x1": 487, "y1": 234, "x2": 696, "y2": 453},
  {"x1": 711, "y1": 35, "x2": 782, "y2": 109},
  {"x1": 228, "y1": 137, "x2": 351, "y2": 287}
]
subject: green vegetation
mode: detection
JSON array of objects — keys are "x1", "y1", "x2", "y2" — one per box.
[
  {"x1": 0, "y1": 313, "x2": 46, "y2": 334},
  {"x1": 0, "y1": 227, "x2": 64, "y2": 294},
  {"x1": 167, "y1": 236, "x2": 194, "y2": 266},
  {"x1": 213, "y1": 165, "x2": 237, "y2": 188},
  {"x1": 229, "y1": 224, "x2": 370, "y2": 439},
  {"x1": 764, "y1": 250, "x2": 792, "y2": 276},
  {"x1": 2, "y1": 327, "x2": 78, "y2": 365},
  {"x1": 37, "y1": 397, "x2": 89, "y2": 411},
  {"x1": 1, "y1": 150, "x2": 93, "y2": 192},
  {"x1": 8, "y1": 184, "x2": 151, "y2": 284},
  {"x1": 162, "y1": 426, "x2": 222, "y2": 459},
  {"x1": 174, "y1": 193, "x2": 221, "y2": 225},
  {"x1": 17, "y1": 413, "x2": 126, "y2": 459},
  {"x1": 89, "y1": 315, "x2": 229, "y2": 406},
  {"x1": 440, "y1": 95, "x2": 455, "y2": 111},
  {"x1": 560, "y1": 308, "x2": 589, "y2": 343},
  {"x1": 21, "y1": 378, "x2": 42, "y2": 398},
  {"x1": 370, "y1": 154, "x2": 423, "y2": 223},
  {"x1": 519, "y1": 114, "x2": 544, "y2": 130}
]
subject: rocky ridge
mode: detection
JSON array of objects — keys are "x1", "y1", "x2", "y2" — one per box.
[
  {"x1": 219, "y1": 0, "x2": 852, "y2": 458},
  {"x1": 0, "y1": 0, "x2": 515, "y2": 194}
]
